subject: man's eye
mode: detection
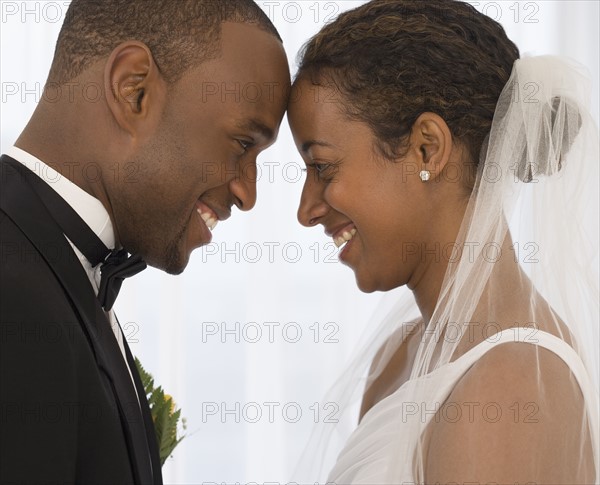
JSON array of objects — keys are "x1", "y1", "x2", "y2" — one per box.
[{"x1": 238, "y1": 139, "x2": 254, "y2": 152}]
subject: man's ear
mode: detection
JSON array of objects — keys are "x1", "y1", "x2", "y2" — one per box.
[
  {"x1": 104, "y1": 41, "x2": 167, "y2": 137},
  {"x1": 408, "y1": 112, "x2": 454, "y2": 180}
]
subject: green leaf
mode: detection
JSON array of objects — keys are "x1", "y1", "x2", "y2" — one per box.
[
  {"x1": 133, "y1": 358, "x2": 186, "y2": 467},
  {"x1": 134, "y1": 357, "x2": 155, "y2": 397}
]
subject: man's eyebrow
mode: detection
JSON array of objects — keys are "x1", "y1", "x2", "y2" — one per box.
[
  {"x1": 237, "y1": 119, "x2": 275, "y2": 142},
  {"x1": 301, "y1": 140, "x2": 334, "y2": 153}
]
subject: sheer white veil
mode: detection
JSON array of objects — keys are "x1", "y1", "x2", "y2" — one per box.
[{"x1": 292, "y1": 55, "x2": 599, "y2": 483}]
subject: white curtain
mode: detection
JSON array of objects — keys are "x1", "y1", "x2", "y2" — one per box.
[{"x1": 1, "y1": 1, "x2": 598, "y2": 482}]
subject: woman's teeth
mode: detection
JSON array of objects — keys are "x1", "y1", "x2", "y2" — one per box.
[
  {"x1": 198, "y1": 209, "x2": 218, "y2": 231},
  {"x1": 334, "y1": 228, "x2": 357, "y2": 248}
]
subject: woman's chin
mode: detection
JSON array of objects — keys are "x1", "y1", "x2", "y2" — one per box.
[
  {"x1": 354, "y1": 272, "x2": 384, "y2": 294},
  {"x1": 354, "y1": 269, "x2": 406, "y2": 294}
]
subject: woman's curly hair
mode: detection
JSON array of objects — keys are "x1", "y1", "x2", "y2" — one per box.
[{"x1": 296, "y1": 0, "x2": 520, "y2": 166}]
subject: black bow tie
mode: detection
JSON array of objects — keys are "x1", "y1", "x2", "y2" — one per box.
[
  {"x1": 97, "y1": 249, "x2": 147, "y2": 311},
  {"x1": 12, "y1": 160, "x2": 147, "y2": 311}
]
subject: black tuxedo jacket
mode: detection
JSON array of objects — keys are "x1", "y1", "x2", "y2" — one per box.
[{"x1": 0, "y1": 155, "x2": 162, "y2": 484}]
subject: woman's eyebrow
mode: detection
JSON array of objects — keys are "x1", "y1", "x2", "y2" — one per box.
[{"x1": 301, "y1": 139, "x2": 334, "y2": 153}]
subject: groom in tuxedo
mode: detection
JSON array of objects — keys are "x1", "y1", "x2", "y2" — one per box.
[{"x1": 0, "y1": 0, "x2": 289, "y2": 483}]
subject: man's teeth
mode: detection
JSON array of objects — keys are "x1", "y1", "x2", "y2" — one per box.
[
  {"x1": 198, "y1": 209, "x2": 218, "y2": 231},
  {"x1": 334, "y1": 228, "x2": 357, "y2": 248}
]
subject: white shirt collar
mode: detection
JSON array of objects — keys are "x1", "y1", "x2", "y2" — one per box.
[{"x1": 6, "y1": 145, "x2": 116, "y2": 250}]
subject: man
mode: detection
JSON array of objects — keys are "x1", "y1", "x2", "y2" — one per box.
[{"x1": 0, "y1": 0, "x2": 290, "y2": 483}]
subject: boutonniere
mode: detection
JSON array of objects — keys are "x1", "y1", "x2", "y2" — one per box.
[{"x1": 134, "y1": 357, "x2": 187, "y2": 466}]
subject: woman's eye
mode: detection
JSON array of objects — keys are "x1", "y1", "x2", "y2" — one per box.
[{"x1": 303, "y1": 162, "x2": 335, "y2": 182}]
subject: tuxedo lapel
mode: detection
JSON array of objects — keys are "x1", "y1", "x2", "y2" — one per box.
[
  {"x1": 0, "y1": 155, "x2": 160, "y2": 484},
  {"x1": 121, "y1": 322, "x2": 164, "y2": 484}
]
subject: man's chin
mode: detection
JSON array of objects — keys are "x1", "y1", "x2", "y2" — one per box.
[
  {"x1": 141, "y1": 241, "x2": 190, "y2": 276},
  {"x1": 161, "y1": 249, "x2": 189, "y2": 276},
  {"x1": 163, "y1": 262, "x2": 186, "y2": 276}
]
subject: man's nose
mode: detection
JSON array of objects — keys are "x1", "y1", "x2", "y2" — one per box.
[{"x1": 229, "y1": 160, "x2": 257, "y2": 211}]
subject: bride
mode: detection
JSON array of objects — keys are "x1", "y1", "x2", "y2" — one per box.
[{"x1": 288, "y1": 0, "x2": 599, "y2": 483}]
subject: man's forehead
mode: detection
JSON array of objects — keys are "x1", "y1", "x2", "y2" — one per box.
[{"x1": 218, "y1": 22, "x2": 284, "y2": 62}]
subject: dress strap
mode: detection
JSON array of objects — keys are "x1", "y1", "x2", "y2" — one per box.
[{"x1": 455, "y1": 327, "x2": 589, "y2": 383}]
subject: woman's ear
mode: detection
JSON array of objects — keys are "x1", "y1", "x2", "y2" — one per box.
[
  {"x1": 104, "y1": 41, "x2": 167, "y2": 137},
  {"x1": 409, "y1": 112, "x2": 454, "y2": 180}
]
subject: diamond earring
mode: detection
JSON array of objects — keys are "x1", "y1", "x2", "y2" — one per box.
[{"x1": 419, "y1": 170, "x2": 431, "y2": 182}]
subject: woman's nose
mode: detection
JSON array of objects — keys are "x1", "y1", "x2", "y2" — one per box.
[{"x1": 297, "y1": 178, "x2": 329, "y2": 227}]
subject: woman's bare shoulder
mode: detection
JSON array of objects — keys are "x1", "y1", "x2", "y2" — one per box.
[{"x1": 424, "y1": 336, "x2": 594, "y2": 484}]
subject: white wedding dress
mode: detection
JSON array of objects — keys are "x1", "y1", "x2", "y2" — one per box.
[{"x1": 327, "y1": 327, "x2": 600, "y2": 484}]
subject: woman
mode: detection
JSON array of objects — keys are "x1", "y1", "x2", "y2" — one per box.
[{"x1": 288, "y1": 0, "x2": 599, "y2": 483}]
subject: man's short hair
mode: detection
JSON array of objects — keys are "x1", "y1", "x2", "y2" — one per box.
[{"x1": 48, "y1": 0, "x2": 282, "y2": 85}]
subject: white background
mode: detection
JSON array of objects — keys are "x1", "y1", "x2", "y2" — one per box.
[{"x1": 1, "y1": 1, "x2": 598, "y2": 483}]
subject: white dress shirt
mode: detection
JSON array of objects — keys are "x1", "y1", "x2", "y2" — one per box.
[{"x1": 6, "y1": 145, "x2": 138, "y2": 394}]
